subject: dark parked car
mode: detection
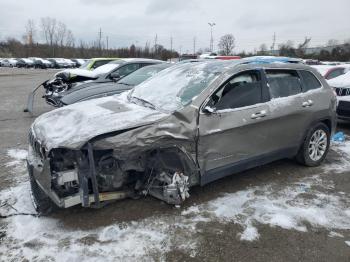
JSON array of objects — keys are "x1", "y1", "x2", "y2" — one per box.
[
  {"x1": 42, "y1": 58, "x2": 163, "y2": 107},
  {"x1": 58, "y1": 63, "x2": 171, "y2": 106},
  {"x1": 32, "y1": 58, "x2": 53, "y2": 69},
  {"x1": 27, "y1": 60, "x2": 336, "y2": 213},
  {"x1": 47, "y1": 58, "x2": 70, "y2": 69},
  {"x1": 16, "y1": 58, "x2": 35, "y2": 68}
]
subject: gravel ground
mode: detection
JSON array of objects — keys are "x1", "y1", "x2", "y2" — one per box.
[{"x1": 0, "y1": 67, "x2": 349, "y2": 262}]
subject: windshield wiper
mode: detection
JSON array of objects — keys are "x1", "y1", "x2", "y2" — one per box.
[
  {"x1": 131, "y1": 96, "x2": 156, "y2": 110},
  {"x1": 118, "y1": 82, "x2": 132, "y2": 86}
]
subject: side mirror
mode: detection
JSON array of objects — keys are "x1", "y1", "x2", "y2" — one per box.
[
  {"x1": 110, "y1": 72, "x2": 121, "y2": 80},
  {"x1": 203, "y1": 106, "x2": 215, "y2": 114}
]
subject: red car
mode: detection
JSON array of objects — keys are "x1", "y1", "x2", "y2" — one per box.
[{"x1": 215, "y1": 56, "x2": 241, "y2": 60}]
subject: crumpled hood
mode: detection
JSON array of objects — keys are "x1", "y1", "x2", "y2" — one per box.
[
  {"x1": 55, "y1": 69, "x2": 99, "y2": 79},
  {"x1": 32, "y1": 93, "x2": 168, "y2": 150}
]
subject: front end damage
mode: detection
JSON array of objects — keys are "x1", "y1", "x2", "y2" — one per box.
[
  {"x1": 24, "y1": 72, "x2": 98, "y2": 113},
  {"x1": 27, "y1": 130, "x2": 196, "y2": 210}
]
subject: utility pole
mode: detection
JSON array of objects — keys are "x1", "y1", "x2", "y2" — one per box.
[
  {"x1": 193, "y1": 36, "x2": 196, "y2": 55},
  {"x1": 106, "y1": 35, "x2": 109, "y2": 56},
  {"x1": 154, "y1": 34, "x2": 158, "y2": 48},
  {"x1": 271, "y1": 32, "x2": 276, "y2": 53},
  {"x1": 154, "y1": 34, "x2": 158, "y2": 57},
  {"x1": 170, "y1": 36, "x2": 173, "y2": 61},
  {"x1": 98, "y1": 28, "x2": 103, "y2": 54},
  {"x1": 208, "y1": 22, "x2": 216, "y2": 52}
]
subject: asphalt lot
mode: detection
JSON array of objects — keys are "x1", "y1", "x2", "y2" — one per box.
[{"x1": 0, "y1": 67, "x2": 349, "y2": 262}]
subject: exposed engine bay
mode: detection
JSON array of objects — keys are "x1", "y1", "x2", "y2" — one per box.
[{"x1": 36, "y1": 145, "x2": 194, "y2": 209}]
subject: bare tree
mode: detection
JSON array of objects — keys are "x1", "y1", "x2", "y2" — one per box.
[
  {"x1": 298, "y1": 37, "x2": 311, "y2": 49},
  {"x1": 327, "y1": 39, "x2": 339, "y2": 46},
  {"x1": 41, "y1": 17, "x2": 57, "y2": 46},
  {"x1": 23, "y1": 19, "x2": 36, "y2": 45},
  {"x1": 55, "y1": 22, "x2": 67, "y2": 47},
  {"x1": 218, "y1": 34, "x2": 235, "y2": 55},
  {"x1": 66, "y1": 30, "x2": 75, "y2": 47},
  {"x1": 296, "y1": 37, "x2": 311, "y2": 56}
]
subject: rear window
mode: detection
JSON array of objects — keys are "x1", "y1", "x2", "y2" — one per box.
[
  {"x1": 326, "y1": 68, "x2": 344, "y2": 80},
  {"x1": 266, "y1": 70, "x2": 302, "y2": 98},
  {"x1": 299, "y1": 70, "x2": 322, "y2": 91}
]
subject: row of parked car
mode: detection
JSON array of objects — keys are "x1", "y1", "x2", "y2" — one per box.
[
  {"x1": 0, "y1": 57, "x2": 88, "y2": 69},
  {"x1": 25, "y1": 55, "x2": 343, "y2": 214}
]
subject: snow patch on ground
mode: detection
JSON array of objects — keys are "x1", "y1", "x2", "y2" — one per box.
[
  {"x1": 6, "y1": 149, "x2": 27, "y2": 167},
  {"x1": 323, "y1": 140, "x2": 350, "y2": 172},
  {"x1": 328, "y1": 231, "x2": 344, "y2": 238},
  {"x1": 183, "y1": 175, "x2": 350, "y2": 241},
  {"x1": 1, "y1": 140, "x2": 350, "y2": 260}
]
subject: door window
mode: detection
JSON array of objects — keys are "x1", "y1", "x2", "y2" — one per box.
[
  {"x1": 113, "y1": 63, "x2": 140, "y2": 77},
  {"x1": 208, "y1": 70, "x2": 262, "y2": 110},
  {"x1": 266, "y1": 70, "x2": 302, "y2": 98}
]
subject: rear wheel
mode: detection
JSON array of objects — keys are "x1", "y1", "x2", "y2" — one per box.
[
  {"x1": 29, "y1": 169, "x2": 56, "y2": 215},
  {"x1": 296, "y1": 123, "x2": 330, "y2": 166}
]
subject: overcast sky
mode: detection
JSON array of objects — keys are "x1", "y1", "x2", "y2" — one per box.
[{"x1": 0, "y1": 0, "x2": 349, "y2": 53}]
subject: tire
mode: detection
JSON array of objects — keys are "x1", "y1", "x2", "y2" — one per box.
[
  {"x1": 296, "y1": 123, "x2": 330, "y2": 167},
  {"x1": 28, "y1": 169, "x2": 56, "y2": 215}
]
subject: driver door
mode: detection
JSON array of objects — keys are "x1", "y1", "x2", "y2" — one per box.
[{"x1": 198, "y1": 69, "x2": 274, "y2": 185}]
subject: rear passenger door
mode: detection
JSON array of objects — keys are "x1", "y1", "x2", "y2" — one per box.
[
  {"x1": 298, "y1": 70, "x2": 326, "y2": 125},
  {"x1": 264, "y1": 69, "x2": 309, "y2": 151}
]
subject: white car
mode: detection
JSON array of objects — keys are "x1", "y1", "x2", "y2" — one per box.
[
  {"x1": 312, "y1": 65, "x2": 350, "y2": 80},
  {"x1": 1, "y1": 58, "x2": 18, "y2": 67},
  {"x1": 63, "y1": 58, "x2": 76, "y2": 68},
  {"x1": 327, "y1": 71, "x2": 350, "y2": 121}
]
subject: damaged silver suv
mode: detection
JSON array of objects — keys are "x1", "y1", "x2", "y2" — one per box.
[{"x1": 27, "y1": 60, "x2": 337, "y2": 213}]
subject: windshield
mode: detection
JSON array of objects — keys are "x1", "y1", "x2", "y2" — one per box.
[
  {"x1": 80, "y1": 59, "x2": 91, "y2": 69},
  {"x1": 119, "y1": 64, "x2": 170, "y2": 86},
  {"x1": 130, "y1": 62, "x2": 226, "y2": 112}
]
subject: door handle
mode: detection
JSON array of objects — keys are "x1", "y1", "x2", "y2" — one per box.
[
  {"x1": 302, "y1": 101, "x2": 310, "y2": 107},
  {"x1": 302, "y1": 100, "x2": 314, "y2": 107},
  {"x1": 251, "y1": 110, "x2": 267, "y2": 119}
]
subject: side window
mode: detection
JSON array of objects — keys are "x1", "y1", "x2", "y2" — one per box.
[
  {"x1": 326, "y1": 68, "x2": 344, "y2": 80},
  {"x1": 266, "y1": 70, "x2": 302, "y2": 98},
  {"x1": 140, "y1": 63, "x2": 154, "y2": 68},
  {"x1": 299, "y1": 70, "x2": 322, "y2": 91},
  {"x1": 92, "y1": 60, "x2": 111, "y2": 69},
  {"x1": 209, "y1": 70, "x2": 262, "y2": 111},
  {"x1": 114, "y1": 64, "x2": 140, "y2": 77}
]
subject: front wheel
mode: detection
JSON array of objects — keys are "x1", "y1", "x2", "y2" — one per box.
[{"x1": 296, "y1": 123, "x2": 330, "y2": 167}]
